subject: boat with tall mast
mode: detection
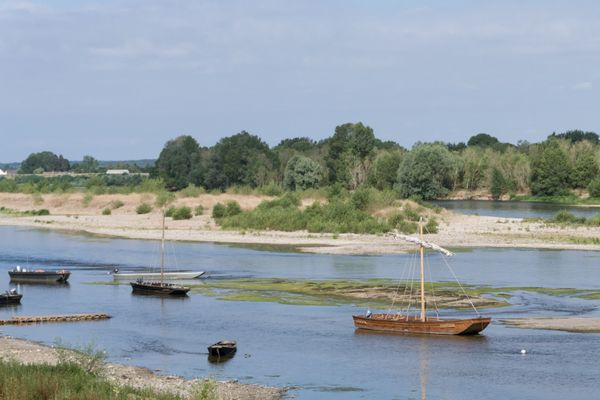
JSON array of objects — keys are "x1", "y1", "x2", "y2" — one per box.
[
  {"x1": 353, "y1": 219, "x2": 491, "y2": 335},
  {"x1": 130, "y1": 208, "x2": 190, "y2": 296}
]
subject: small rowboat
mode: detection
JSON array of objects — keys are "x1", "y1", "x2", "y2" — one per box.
[
  {"x1": 208, "y1": 340, "x2": 237, "y2": 360},
  {"x1": 0, "y1": 289, "x2": 22, "y2": 305}
]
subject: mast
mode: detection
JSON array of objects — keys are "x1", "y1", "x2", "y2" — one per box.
[
  {"x1": 160, "y1": 208, "x2": 165, "y2": 285},
  {"x1": 419, "y1": 217, "x2": 425, "y2": 322}
]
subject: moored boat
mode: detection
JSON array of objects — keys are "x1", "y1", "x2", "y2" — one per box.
[
  {"x1": 0, "y1": 289, "x2": 22, "y2": 305},
  {"x1": 208, "y1": 340, "x2": 237, "y2": 359},
  {"x1": 352, "y1": 219, "x2": 491, "y2": 336},
  {"x1": 130, "y1": 280, "x2": 190, "y2": 296},
  {"x1": 9, "y1": 267, "x2": 70, "y2": 283}
]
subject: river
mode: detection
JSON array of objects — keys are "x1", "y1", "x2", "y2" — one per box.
[{"x1": 1, "y1": 226, "x2": 599, "y2": 399}]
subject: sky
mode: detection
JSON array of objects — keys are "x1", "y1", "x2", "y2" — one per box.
[{"x1": 1, "y1": 0, "x2": 599, "y2": 161}]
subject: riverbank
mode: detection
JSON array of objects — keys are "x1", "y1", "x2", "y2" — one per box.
[
  {"x1": 0, "y1": 336, "x2": 283, "y2": 399},
  {"x1": 3, "y1": 192, "x2": 600, "y2": 254}
]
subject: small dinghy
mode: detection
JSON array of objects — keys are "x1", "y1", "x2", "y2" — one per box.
[{"x1": 208, "y1": 340, "x2": 237, "y2": 361}]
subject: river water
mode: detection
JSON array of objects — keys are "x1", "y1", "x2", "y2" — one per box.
[
  {"x1": 1, "y1": 226, "x2": 599, "y2": 399},
  {"x1": 431, "y1": 199, "x2": 600, "y2": 219}
]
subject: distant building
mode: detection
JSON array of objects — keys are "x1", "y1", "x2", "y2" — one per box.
[
  {"x1": 106, "y1": 169, "x2": 130, "y2": 175},
  {"x1": 0, "y1": 169, "x2": 7, "y2": 176}
]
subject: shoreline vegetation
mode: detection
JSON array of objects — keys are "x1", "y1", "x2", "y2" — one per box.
[
  {"x1": 0, "y1": 337, "x2": 283, "y2": 400},
  {"x1": 4, "y1": 192, "x2": 600, "y2": 254}
]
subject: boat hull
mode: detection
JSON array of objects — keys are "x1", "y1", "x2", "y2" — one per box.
[
  {"x1": 208, "y1": 341, "x2": 237, "y2": 360},
  {"x1": 9, "y1": 271, "x2": 70, "y2": 283},
  {"x1": 353, "y1": 314, "x2": 491, "y2": 335},
  {"x1": 130, "y1": 282, "x2": 190, "y2": 296},
  {"x1": 113, "y1": 271, "x2": 204, "y2": 280},
  {"x1": 0, "y1": 294, "x2": 22, "y2": 305}
]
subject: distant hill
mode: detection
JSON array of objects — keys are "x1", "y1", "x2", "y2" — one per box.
[
  {"x1": 1, "y1": 159, "x2": 156, "y2": 170},
  {"x1": 0, "y1": 162, "x2": 20, "y2": 170}
]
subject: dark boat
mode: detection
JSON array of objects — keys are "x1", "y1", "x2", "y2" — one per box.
[
  {"x1": 130, "y1": 280, "x2": 190, "y2": 296},
  {"x1": 208, "y1": 340, "x2": 237, "y2": 359},
  {"x1": 0, "y1": 289, "x2": 23, "y2": 305},
  {"x1": 9, "y1": 267, "x2": 70, "y2": 283},
  {"x1": 352, "y1": 219, "x2": 491, "y2": 336},
  {"x1": 130, "y1": 209, "x2": 190, "y2": 296}
]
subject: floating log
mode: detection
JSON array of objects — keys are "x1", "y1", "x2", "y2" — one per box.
[{"x1": 0, "y1": 313, "x2": 111, "y2": 325}]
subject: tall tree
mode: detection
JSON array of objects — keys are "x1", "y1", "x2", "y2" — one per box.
[
  {"x1": 530, "y1": 139, "x2": 572, "y2": 196},
  {"x1": 156, "y1": 135, "x2": 202, "y2": 190},
  {"x1": 284, "y1": 155, "x2": 323, "y2": 190},
  {"x1": 368, "y1": 150, "x2": 403, "y2": 190},
  {"x1": 204, "y1": 131, "x2": 278, "y2": 190},
  {"x1": 397, "y1": 143, "x2": 454, "y2": 199},
  {"x1": 20, "y1": 151, "x2": 70, "y2": 173}
]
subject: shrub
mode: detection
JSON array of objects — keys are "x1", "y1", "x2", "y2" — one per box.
[
  {"x1": 172, "y1": 206, "x2": 192, "y2": 220},
  {"x1": 425, "y1": 217, "x2": 439, "y2": 233},
  {"x1": 194, "y1": 205, "x2": 204, "y2": 216},
  {"x1": 82, "y1": 192, "x2": 94, "y2": 207},
  {"x1": 259, "y1": 182, "x2": 284, "y2": 196},
  {"x1": 136, "y1": 203, "x2": 152, "y2": 214},
  {"x1": 552, "y1": 210, "x2": 585, "y2": 224},
  {"x1": 402, "y1": 205, "x2": 420, "y2": 222},
  {"x1": 180, "y1": 184, "x2": 205, "y2": 197},
  {"x1": 165, "y1": 206, "x2": 176, "y2": 217},
  {"x1": 111, "y1": 200, "x2": 124, "y2": 209},
  {"x1": 588, "y1": 177, "x2": 600, "y2": 198},
  {"x1": 351, "y1": 188, "x2": 371, "y2": 211},
  {"x1": 212, "y1": 203, "x2": 226, "y2": 219},
  {"x1": 102, "y1": 208, "x2": 111, "y2": 215},
  {"x1": 225, "y1": 201, "x2": 242, "y2": 216}
]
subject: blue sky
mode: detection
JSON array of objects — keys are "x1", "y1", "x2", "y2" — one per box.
[{"x1": 1, "y1": 0, "x2": 599, "y2": 161}]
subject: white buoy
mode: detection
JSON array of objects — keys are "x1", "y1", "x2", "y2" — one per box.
[{"x1": 520, "y1": 349, "x2": 527, "y2": 354}]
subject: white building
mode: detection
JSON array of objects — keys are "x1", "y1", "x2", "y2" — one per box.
[
  {"x1": 106, "y1": 169, "x2": 130, "y2": 175},
  {"x1": 0, "y1": 169, "x2": 7, "y2": 176}
]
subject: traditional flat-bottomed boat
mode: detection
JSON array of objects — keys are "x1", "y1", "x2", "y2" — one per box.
[
  {"x1": 207, "y1": 340, "x2": 237, "y2": 360},
  {"x1": 352, "y1": 219, "x2": 491, "y2": 336},
  {"x1": 0, "y1": 289, "x2": 22, "y2": 305},
  {"x1": 9, "y1": 267, "x2": 70, "y2": 283}
]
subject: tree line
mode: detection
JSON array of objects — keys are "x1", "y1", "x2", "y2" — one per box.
[{"x1": 12, "y1": 125, "x2": 600, "y2": 200}]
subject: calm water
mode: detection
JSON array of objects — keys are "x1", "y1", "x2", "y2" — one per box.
[
  {"x1": 431, "y1": 199, "x2": 600, "y2": 219},
  {"x1": 1, "y1": 226, "x2": 600, "y2": 399}
]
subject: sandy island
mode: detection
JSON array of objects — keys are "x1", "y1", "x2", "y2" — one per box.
[
  {"x1": 500, "y1": 317, "x2": 600, "y2": 333},
  {"x1": 0, "y1": 336, "x2": 283, "y2": 399},
  {"x1": 2, "y1": 192, "x2": 600, "y2": 255}
]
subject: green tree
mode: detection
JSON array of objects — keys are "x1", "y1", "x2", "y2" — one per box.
[
  {"x1": 490, "y1": 168, "x2": 506, "y2": 199},
  {"x1": 204, "y1": 131, "x2": 278, "y2": 190},
  {"x1": 368, "y1": 150, "x2": 403, "y2": 190},
  {"x1": 74, "y1": 155, "x2": 99, "y2": 173},
  {"x1": 397, "y1": 143, "x2": 454, "y2": 200},
  {"x1": 551, "y1": 130, "x2": 599, "y2": 144},
  {"x1": 284, "y1": 155, "x2": 323, "y2": 190},
  {"x1": 325, "y1": 122, "x2": 375, "y2": 188},
  {"x1": 571, "y1": 150, "x2": 598, "y2": 188},
  {"x1": 530, "y1": 139, "x2": 572, "y2": 196},
  {"x1": 156, "y1": 135, "x2": 202, "y2": 191},
  {"x1": 20, "y1": 151, "x2": 70, "y2": 173}
]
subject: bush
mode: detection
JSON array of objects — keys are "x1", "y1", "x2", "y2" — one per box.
[
  {"x1": 588, "y1": 177, "x2": 600, "y2": 198},
  {"x1": 212, "y1": 203, "x2": 226, "y2": 219},
  {"x1": 136, "y1": 203, "x2": 152, "y2": 214},
  {"x1": 351, "y1": 188, "x2": 371, "y2": 211},
  {"x1": 225, "y1": 201, "x2": 242, "y2": 216},
  {"x1": 102, "y1": 208, "x2": 111, "y2": 215},
  {"x1": 194, "y1": 205, "x2": 204, "y2": 216},
  {"x1": 172, "y1": 206, "x2": 192, "y2": 220},
  {"x1": 259, "y1": 182, "x2": 284, "y2": 196},
  {"x1": 111, "y1": 200, "x2": 124, "y2": 209},
  {"x1": 552, "y1": 210, "x2": 585, "y2": 224},
  {"x1": 180, "y1": 184, "x2": 205, "y2": 197},
  {"x1": 165, "y1": 206, "x2": 176, "y2": 217},
  {"x1": 425, "y1": 217, "x2": 439, "y2": 233}
]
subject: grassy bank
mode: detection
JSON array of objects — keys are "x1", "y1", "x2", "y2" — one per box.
[{"x1": 0, "y1": 361, "x2": 217, "y2": 400}]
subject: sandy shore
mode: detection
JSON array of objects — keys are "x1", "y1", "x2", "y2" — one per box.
[
  {"x1": 0, "y1": 336, "x2": 283, "y2": 399},
  {"x1": 2, "y1": 192, "x2": 600, "y2": 254},
  {"x1": 499, "y1": 317, "x2": 600, "y2": 333}
]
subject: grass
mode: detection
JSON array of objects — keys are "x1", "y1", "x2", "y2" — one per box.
[
  {"x1": 0, "y1": 361, "x2": 191, "y2": 400},
  {"x1": 0, "y1": 206, "x2": 50, "y2": 216}
]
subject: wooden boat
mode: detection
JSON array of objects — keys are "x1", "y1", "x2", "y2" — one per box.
[
  {"x1": 113, "y1": 270, "x2": 204, "y2": 280},
  {"x1": 9, "y1": 267, "x2": 70, "y2": 283},
  {"x1": 207, "y1": 340, "x2": 237, "y2": 359},
  {"x1": 0, "y1": 289, "x2": 22, "y2": 305},
  {"x1": 130, "y1": 208, "x2": 190, "y2": 296},
  {"x1": 352, "y1": 219, "x2": 491, "y2": 336}
]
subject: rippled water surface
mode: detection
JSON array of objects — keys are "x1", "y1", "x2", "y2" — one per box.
[{"x1": 1, "y1": 226, "x2": 599, "y2": 399}]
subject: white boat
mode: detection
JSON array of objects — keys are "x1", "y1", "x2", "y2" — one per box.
[{"x1": 112, "y1": 270, "x2": 205, "y2": 280}]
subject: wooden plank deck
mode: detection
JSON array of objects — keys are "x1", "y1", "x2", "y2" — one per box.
[{"x1": 0, "y1": 313, "x2": 111, "y2": 325}]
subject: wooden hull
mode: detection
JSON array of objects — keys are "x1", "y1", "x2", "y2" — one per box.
[
  {"x1": 0, "y1": 294, "x2": 22, "y2": 305},
  {"x1": 353, "y1": 314, "x2": 491, "y2": 335},
  {"x1": 130, "y1": 282, "x2": 190, "y2": 296},
  {"x1": 9, "y1": 271, "x2": 70, "y2": 283},
  {"x1": 113, "y1": 271, "x2": 204, "y2": 280},
  {"x1": 208, "y1": 341, "x2": 237, "y2": 359}
]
